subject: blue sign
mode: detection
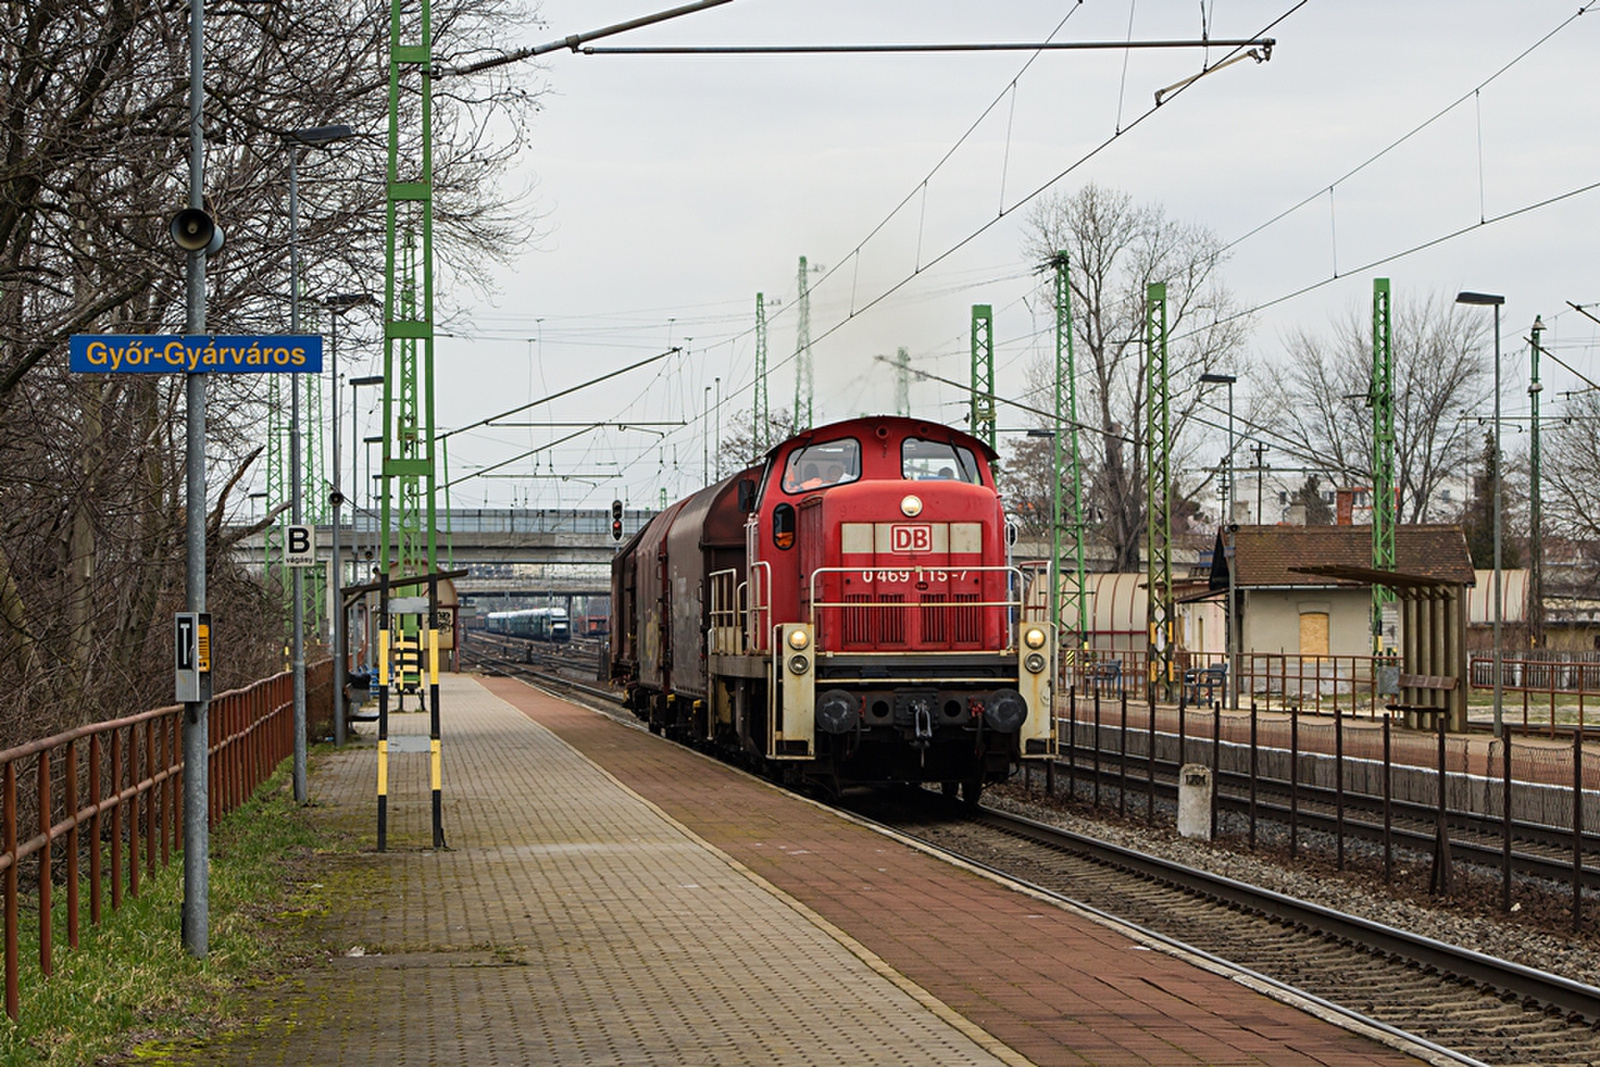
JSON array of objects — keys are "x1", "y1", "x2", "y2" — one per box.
[{"x1": 70, "y1": 334, "x2": 323, "y2": 374}]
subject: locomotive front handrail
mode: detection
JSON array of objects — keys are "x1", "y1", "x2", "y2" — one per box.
[
  {"x1": 806, "y1": 565, "x2": 1030, "y2": 652},
  {"x1": 747, "y1": 560, "x2": 772, "y2": 650}
]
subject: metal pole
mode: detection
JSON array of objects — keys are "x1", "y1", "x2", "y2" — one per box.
[
  {"x1": 331, "y1": 314, "x2": 345, "y2": 748},
  {"x1": 1529, "y1": 317, "x2": 1544, "y2": 651},
  {"x1": 181, "y1": 0, "x2": 209, "y2": 959},
  {"x1": 1227, "y1": 381, "x2": 1238, "y2": 710},
  {"x1": 1492, "y1": 302, "x2": 1504, "y2": 738},
  {"x1": 288, "y1": 150, "x2": 308, "y2": 802}
]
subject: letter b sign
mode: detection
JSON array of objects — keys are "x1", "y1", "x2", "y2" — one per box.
[{"x1": 286, "y1": 524, "x2": 315, "y2": 567}]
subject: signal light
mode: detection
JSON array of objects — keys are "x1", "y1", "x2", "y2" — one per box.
[
  {"x1": 611, "y1": 518, "x2": 623, "y2": 541},
  {"x1": 611, "y1": 498, "x2": 623, "y2": 520}
]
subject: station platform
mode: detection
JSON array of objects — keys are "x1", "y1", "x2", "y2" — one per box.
[{"x1": 197, "y1": 674, "x2": 1428, "y2": 1065}]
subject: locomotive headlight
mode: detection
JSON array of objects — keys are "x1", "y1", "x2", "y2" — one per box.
[
  {"x1": 788, "y1": 654, "x2": 810, "y2": 675},
  {"x1": 1025, "y1": 652, "x2": 1046, "y2": 674},
  {"x1": 787, "y1": 629, "x2": 810, "y2": 651},
  {"x1": 1023, "y1": 627, "x2": 1048, "y2": 650},
  {"x1": 900, "y1": 494, "x2": 923, "y2": 517}
]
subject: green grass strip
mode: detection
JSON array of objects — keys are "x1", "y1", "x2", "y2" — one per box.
[{"x1": 0, "y1": 751, "x2": 341, "y2": 1066}]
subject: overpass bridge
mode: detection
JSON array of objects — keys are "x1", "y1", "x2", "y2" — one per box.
[{"x1": 234, "y1": 506, "x2": 657, "y2": 601}]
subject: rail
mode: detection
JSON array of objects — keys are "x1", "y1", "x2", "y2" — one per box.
[{"x1": 0, "y1": 660, "x2": 331, "y2": 1019}]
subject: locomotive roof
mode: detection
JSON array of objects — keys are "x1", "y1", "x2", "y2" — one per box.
[{"x1": 763, "y1": 415, "x2": 998, "y2": 464}]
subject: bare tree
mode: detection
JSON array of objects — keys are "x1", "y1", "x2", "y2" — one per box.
[
  {"x1": 1267, "y1": 292, "x2": 1490, "y2": 523},
  {"x1": 1016, "y1": 183, "x2": 1251, "y2": 570},
  {"x1": 1544, "y1": 391, "x2": 1600, "y2": 545},
  {"x1": 0, "y1": 0, "x2": 542, "y2": 740}
]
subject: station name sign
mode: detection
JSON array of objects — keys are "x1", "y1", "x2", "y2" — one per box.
[{"x1": 69, "y1": 334, "x2": 323, "y2": 374}]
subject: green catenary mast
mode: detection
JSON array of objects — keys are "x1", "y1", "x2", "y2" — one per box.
[
  {"x1": 1145, "y1": 282, "x2": 1173, "y2": 703},
  {"x1": 265, "y1": 374, "x2": 288, "y2": 612},
  {"x1": 793, "y1": 255, "x2": 813, "y2": 429},
  {"x1": 895, "y1": 347, "x2": 911, "y2": 417},
  {"x1": 381, "y1": 49, "x2": 437, "y2": 581},
  {"x1": 1369, "y1": 278, "x2": 1395, "y2": 653},
  {"x1": 969, "y1": 305, "x2": 995, "y2": 449},
  {"x1": 1051, "y1": 255, "x2": 1087, "y2": 645},
  {"x1": 753, "y1": 292, "x2": 769, "y2": 454}
]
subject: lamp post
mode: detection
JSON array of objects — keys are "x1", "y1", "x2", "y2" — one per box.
[
  {"x1": 324, "y1": 295, "x2": 376, "y2": 748},
  {"x1": 1457, "y1": 290, "x2": 1505, "y2": 737},
  {"x1": 1200, "y1": 372, "x2": 1238, "y2": 709},
  {"x1": 284, "y1": 123, "x2": 354, "y2": 799}
]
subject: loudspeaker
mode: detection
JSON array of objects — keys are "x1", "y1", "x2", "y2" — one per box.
[{"x1": 170, "y1": 208, "x2": 216, "y2": 252}]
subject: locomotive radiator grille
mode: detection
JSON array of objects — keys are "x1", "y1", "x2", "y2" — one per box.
[
  {"x1": 878, "y1": 594, "x2": 906, "y2": 644},
  {"x1": 950, "y1": 592, "x2": 981, "y2": 644},
  {"x1": 843, "y1": 593, "x2": 873, "y2": 645},
  {"x1": 920, "y1": 594, "x2": 947, "y2": 643},
  {"x1": 919, "y1": 593, "x2": 982, "y2": 647}
]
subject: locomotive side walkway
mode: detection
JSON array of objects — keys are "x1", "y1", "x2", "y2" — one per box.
[{"x1": 189, "y1": 673, "x2": 1425, "y2": 1065}]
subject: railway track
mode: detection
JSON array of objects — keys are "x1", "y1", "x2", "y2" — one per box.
[
  {"x1": 459, "y1": 648, "x2": 1600, "y2": 1061},
  {"x1": 1048, "y1": 745, "x2": 1600, "y2": 892},
  {"x1": 851, "y1": 793, "x2": 1600, "y2": 1065}
]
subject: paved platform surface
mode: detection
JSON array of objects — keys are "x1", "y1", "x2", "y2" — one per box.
[{"x1": 193, "y1": 674, "x2": 1424, "y2": 1064}]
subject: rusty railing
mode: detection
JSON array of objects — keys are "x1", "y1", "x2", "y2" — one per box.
[{"x1": 0, "y1": 661, "x2": 331, "y2": 1018}]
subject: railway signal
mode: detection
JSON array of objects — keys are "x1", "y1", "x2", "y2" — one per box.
[{"x1": 611, "y1": 499, "x2": 623, "y2": 541}]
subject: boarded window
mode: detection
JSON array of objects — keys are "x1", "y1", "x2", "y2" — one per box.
[{"x1": 1299, "y1": 611, "x2": 1330, "y2": 658}]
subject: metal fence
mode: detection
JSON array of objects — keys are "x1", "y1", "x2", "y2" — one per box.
[
  {"x1": 1046, "y1": 690, "x2": 1599, "y2": 929},
  {"x1": 0, "y1": 661, "x2": 331, "y2": 1018},
  {"x1": 1066, "y1": 650, "x2": 1393, "y2": 717}
]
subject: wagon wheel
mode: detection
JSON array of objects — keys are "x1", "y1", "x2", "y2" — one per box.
[{"x1": 940, "y1": 781, "x2": 959, "y2": 799}]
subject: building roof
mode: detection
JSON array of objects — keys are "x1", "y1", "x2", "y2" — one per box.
[{"x1": 1211, "y1": 524, "x2": 1476, "y2": 590}]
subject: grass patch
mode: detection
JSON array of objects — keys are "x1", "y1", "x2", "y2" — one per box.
[{"x1": 0, "y1": 752, "x2": 346, "y2": 1066}]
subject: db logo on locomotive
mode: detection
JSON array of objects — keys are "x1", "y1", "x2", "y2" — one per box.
[{"x1": 889, "y1": 524, "x2": 932, "y2": 553}]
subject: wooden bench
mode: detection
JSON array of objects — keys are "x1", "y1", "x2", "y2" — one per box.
[{"x1": 1386, "y1": 673, "x2": 1457, "y2": 732}]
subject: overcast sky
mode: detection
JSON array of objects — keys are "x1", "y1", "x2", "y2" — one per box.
[{"x1": 353, "y1": 0, "x2": 1599, "y2": 512}]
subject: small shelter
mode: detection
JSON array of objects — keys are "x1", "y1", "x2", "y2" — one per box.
[{"x1": 1209, "y1": 524, "x2": 1476, "y2": 729}]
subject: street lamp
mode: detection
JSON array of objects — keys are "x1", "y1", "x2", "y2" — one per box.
[
  {"x1": 283, "y1": 122, "x2": 355, "y2": 801},
  {"x1": 324, "y1": 295, "x2": 377, "y2": 748},
  {"x1": 1456, "y1": 289, "x2": 1505, "y2": 738},
  {"x1": 1200, "y1": 371, "x2": 1238, "y2": 709}
]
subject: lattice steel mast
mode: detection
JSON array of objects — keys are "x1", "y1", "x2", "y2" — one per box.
[
  {"x1": 753, "y1": 292, "x2": 769, "y2": 454},
  {"x1": 793, "y1": 255, "x2": 813, "y2": 429},
  {"x1": 894, "y1": 347, "x2": 911, "y2": 417},
  {"x1": 969, "y1": 304, "x2": 995, "y2": 449},
  {"x1": 1052, "y1": 254, "x2": 1087, "y2": 645},
  {"x1": 1369, "y1": 277, "x2": 1395, "y2": 653},
  {"x1": 1145, "y1": 283, "x2": 1174, "y2": 703}
]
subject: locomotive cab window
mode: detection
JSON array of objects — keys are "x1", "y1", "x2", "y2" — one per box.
[
  {"x1": 780, "y1": 438, "x2": 861, "y2": 493},
  {"x1": 902, "y1": 438, "x2": 982, "y2": 484}
]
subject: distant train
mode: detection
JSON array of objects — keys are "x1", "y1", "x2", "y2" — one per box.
[
  {"x1": 610, "y1": 415, "x2": 1053, "y2": 803},
  {"x1": 486, "y1": 606, "x2": 572, "y2": 643}
]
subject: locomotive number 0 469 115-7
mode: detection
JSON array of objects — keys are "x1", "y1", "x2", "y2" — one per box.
[{"x1": 860, "y1": 569, "x2": 968, "y2": 584}]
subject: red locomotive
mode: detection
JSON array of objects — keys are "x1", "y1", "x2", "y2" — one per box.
[{"x1": 609, "y1": 415, "x2": 1054, "y2": 801}]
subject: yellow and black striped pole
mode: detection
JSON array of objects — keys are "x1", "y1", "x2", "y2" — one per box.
[
  {"x1": 376, "y1": 571, "x2": 390, "y2": 852},
  {"x1": 428, "y1": 574, "x2": 446, "y2": 849}
]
